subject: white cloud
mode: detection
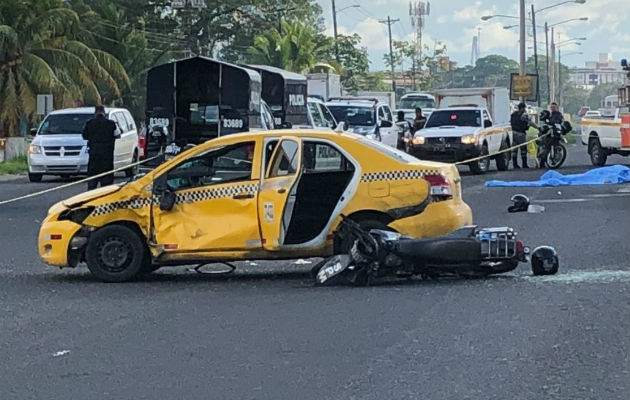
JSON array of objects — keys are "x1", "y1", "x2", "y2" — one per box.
[
  {"x1": 452, "y1": 1, "x2": 497, "y2": 22},
  {"x1": 437, "y1": 16, "x2": 447, "y2": 24}
]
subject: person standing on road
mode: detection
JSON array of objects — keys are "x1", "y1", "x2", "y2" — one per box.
[
  {"x1": 549, "y1": 102, "x2": 565, "y2": 125},
  {"x1": 396, "y1": 110, "x2": 412, "y2": 151},
  {"x1": 411, "y1": 107, "x2": 427, "y2": 135},
  {"x1": 510, "y1": 102, "x2": 537, "y2": 168},
  {"x1": 82, "y1": 105, "x2": 120, "y2": 190}
]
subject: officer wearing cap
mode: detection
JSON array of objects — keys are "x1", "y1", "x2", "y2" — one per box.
[
  {"x1": 82, "y1": 105, "x2": 120, "y2": 190},
  {"x1": 510, "y1": 102, "x2": 537, "y2": 168}
]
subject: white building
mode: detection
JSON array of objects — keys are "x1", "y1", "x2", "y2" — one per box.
[{"x1": 569, "y1": 53, "x2": 627, "y2": 89}]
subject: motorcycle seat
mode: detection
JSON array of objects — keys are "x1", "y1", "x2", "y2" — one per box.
[{"x1": 393, "y1": 237, "x2": 482, "y2": 263}]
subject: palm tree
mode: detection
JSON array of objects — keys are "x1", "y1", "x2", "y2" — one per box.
[
  {"x1": 0, "y1": 0, "x2": 129, "y2": 136},
  {"x1": 247, "y1": 21, "x2": 318, "y2": 73}
]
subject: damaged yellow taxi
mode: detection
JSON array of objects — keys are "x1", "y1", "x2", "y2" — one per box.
[{"x1": 38, "y1": 130, "x2": 473, "y2": 282}]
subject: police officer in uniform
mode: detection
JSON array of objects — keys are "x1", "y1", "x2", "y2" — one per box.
[
  {"x1": 510, "y1": 102, "x2": 537, "y2": 168},
  {"x1": 411, "y1": 107, "x2": 427, "y2": 135},
  {"x1": 82, "y1": 105, "x2": 120, "y2": 190}
]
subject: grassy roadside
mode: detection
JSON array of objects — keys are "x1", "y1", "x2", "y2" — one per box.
[{"x1": 0, "y1": 156, "x2": 28, "y2": 175}]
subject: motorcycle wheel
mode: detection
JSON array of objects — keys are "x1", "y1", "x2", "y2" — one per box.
[{"x1": 546, "y1": 144, "x2": 566, "y2": 169}]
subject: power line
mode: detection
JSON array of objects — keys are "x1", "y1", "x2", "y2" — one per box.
[{"x1": 81, "y1": 29, "x2": 184, "y2": 54}]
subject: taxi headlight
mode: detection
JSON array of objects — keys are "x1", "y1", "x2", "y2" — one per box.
[
  {"x1": 461, "y1": 135, "x2": 476, "y2": 144},
  {"x1": 412, "y1": 136, "x2": 425, "y2": 145},
  {"x1": 58, "y1": 207, "x2": 95, "y2": 224},
  {"x1": 28, "y1": 145, "x2": 42, "y2": 154}
]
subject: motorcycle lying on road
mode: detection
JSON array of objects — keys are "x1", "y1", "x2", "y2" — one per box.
[
  {"x1": 537, "y1": 116, "x2": 573, "y2": 169},
  {"x1": 315, "y1": 217, "x2": 559, "y2": 286}
]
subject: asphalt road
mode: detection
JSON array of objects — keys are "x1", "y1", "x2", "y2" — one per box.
[{"x1": 1, "y1": 142, "x2": 628, "y2": 399}]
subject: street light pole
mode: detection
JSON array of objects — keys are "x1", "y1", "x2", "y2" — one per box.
[
  {"x1": 531, "y1": 4, "x2": 540, "y2": 106},
  {"x1": 519, "y1": 0, "x2": 526, "y2": 82},
  {"x1": 331, "y1": 0, "x2": 339, "y2": 62},
  {"x1": 550, "y1": 27, "x2": 556, "y2": 103},
  {"x1": 558, "y1": 47, "x2": 562, "y2": 106},
  {"x1": 545, "y1": 23, "x2": 550, "y2": 104}
]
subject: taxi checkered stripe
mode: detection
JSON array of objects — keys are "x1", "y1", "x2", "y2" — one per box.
[
  {"x1": 174, "y1": 184, "x2": 257, "y2": 204},
  {"x1": 90, "y1": 184, "x2": 258, "y2": 216},
  {"x1": 361, "y1": 169, "x2": 440, "y2": 182}
]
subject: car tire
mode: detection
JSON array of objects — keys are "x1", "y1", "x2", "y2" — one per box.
[
  {"x1": 334, "y1": 219, "x2": 394, "y2": 254},
  {"x1": 125, "y1": 151, "x2": 139, "y2": 178},
  {"x1": 588, "y1": 137, "x2": 607, "y2": 166},
  {"x1": 495, "y1": 141, "x2": 509, "y2": 171},
  {"x1": 468, "y1": 144, "x2": 489, "y2": 175},
  {"x1": 85, "y1": 224, "x2": 147, "y2": 282},
  {"x1": 28, "y1": 173, "x2": 42, "y2": 182}
]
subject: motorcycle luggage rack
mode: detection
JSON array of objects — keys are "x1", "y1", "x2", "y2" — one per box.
[{"x1": 477, "y1": 227, "x2": 517, "y2": 259}]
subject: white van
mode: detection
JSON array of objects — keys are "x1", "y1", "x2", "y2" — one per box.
[{"x1": 27, "y1": 107, "x2": 139, "y2": 182}]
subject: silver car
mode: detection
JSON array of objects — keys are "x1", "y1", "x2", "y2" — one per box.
[{"x1": 27, "y1": 107, "x2": 140, "y2": 182}]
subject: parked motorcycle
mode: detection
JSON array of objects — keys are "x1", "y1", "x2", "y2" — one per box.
[
  {"x1": 537, "y1": 117, "x2": 573, "y2": 169},
  {"x1": 314, "y1": 216, "x2": 559, "y2": 286}
]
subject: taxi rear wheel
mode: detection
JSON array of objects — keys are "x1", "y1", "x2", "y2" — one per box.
[{"x1": 86, "y1": 225, "x2": 146, "y2": 282}]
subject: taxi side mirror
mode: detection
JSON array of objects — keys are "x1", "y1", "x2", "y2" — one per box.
[{"x1": 484, "y1": 120, "x2": 493, "y2": 128}]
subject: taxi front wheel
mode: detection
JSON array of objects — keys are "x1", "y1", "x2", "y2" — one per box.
[{"x1": 85, "y1": 225, "x2": 146, "y2": 282}]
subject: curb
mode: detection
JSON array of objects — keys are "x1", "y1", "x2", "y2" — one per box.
[{"x1": 0, "y1": 173, "x2": 26, "y2": 182}]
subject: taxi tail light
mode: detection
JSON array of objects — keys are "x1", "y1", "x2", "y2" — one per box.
[{"x1": 425, "y1": 174, "x2": 452, "y2": 201}]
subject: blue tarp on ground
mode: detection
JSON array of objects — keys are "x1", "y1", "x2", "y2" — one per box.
[{"x1": 485, "y1": 165, "x2": 630, "y2": 187}]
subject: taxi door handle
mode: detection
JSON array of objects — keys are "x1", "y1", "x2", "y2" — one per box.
[
  {"x1": 277, "y1": 188, "x2": 287, "y2": 194},
  {"x1": 233, "y1": 193, "x2": 254, "y2": 200}
]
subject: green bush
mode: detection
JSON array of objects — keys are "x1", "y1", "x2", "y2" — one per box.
[{"x1": 0, "y1": 155, "x2": 28, "y2": 175}]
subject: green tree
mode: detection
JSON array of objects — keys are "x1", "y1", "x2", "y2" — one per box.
[
  {"x1": 561, "y1": 84, "x2": 589, "y2": 115},
  {"x1": 220, "y1": 0, "x2": 324, "y2": 63},
  {"x1": 587, "y1": 83, "x2": 620, "y2": 110},
  {"x1": 0, "y1": 0, "x2": 128, "y2": 136},
  {"x1": 314, "y1": 33, "x2": 370, "y2": 93},
  {"x1": 246, "y1": 20, "x2": 318, "y2": 73},
  {"x1": 470, "y1": 55, "x2": 519, "y2": 87}
]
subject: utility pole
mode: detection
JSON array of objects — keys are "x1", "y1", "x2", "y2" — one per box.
[
  {"x1": 531, "y1": 4, "x2": 540, "y2": 106},
  {"x1": 331, "y1": 0, "x2": 339, "y2": 62},
  {"x1": 550, "y1": 27, "x2": 556, "y2": 103},
  {"x1": 380, "y1": 16, "x2": 400, "y2": 92},
  {"x1": 558, "y1": 47, "x2": 562, "y2": 107},
  {"x1": 518, "y1": 0, "x2": 526, "y2": 102},
  {"x1": 545, "y1": 22, "x2": 550, "y2": 105}
]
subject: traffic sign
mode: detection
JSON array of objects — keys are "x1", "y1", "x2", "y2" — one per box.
[{"x1": 510, "y1": 73, "x2": 538, "y2": 102}]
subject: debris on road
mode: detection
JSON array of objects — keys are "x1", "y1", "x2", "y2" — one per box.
[{"x1": 52, "y1": 350, "x2": 70, "y2": 357}]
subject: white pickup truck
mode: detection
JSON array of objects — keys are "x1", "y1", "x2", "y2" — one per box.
[
  {"x1": 581, "y1": 106, "x2": 630, "y2": 166},
  {"x1": 409, "y1": 87, "x2": 513, "y2": 174}
]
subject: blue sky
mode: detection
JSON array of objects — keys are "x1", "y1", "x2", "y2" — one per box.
[{"x1": 315, "y1": 0, "x2": 629, "y2": 71}]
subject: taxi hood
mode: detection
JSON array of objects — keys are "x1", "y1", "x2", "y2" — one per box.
[{"x1": 62, "y1": 185, "x2": 121, "y2": 208}]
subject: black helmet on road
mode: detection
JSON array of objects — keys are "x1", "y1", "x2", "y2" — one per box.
[
  {"x1": 531, "y1": 246, "x2": 559, "y2": 275},
  {"x1": 508, "y1": 194, "x2": 530, "y2": 213}
]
